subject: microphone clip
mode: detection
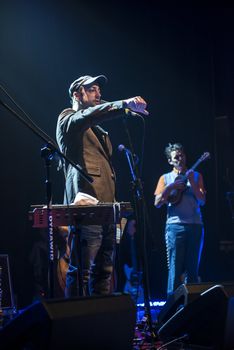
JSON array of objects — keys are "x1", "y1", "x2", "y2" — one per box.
[{"x1": 124, "y1": 109, "x2": 142, "y2": 118}]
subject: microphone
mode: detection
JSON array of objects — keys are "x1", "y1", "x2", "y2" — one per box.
[
  {"x1": 118, "y1": 144, "x2": 140, "y2": 167},
  {"x1": 118, "y1": 144, "x2": 131, "y2": 154}
]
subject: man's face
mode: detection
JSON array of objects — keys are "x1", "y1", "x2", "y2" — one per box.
[
  {"x1": 169, "y1": 150, "x2": 186, "y2": 168},
  {"x1": 81, "y1": 84, "x2": 101, "y2": 107}
]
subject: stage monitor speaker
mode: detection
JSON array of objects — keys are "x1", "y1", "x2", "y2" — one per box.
[
  {"x1": 158, "y1": 284, "x2": 234, "y2": 350},
  {"x1": 0, "y1": 293, "x2": 136, "y2": 350},
  {"x1": 157, "y1": 282, "x2": 215, "y2": 326}
]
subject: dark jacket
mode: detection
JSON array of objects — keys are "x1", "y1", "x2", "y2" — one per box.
[{"x1": 56, "y1": 100, "x2": 125, "y2": 203}]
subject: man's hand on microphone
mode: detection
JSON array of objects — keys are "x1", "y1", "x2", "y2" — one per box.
[{"x1": 124, "y1": 96, "x2": 149, "y2": 115}]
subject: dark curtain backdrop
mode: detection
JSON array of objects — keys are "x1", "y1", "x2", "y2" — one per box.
[{"x1": 1, "y1": 2, "x2": 234, "y2": 308}]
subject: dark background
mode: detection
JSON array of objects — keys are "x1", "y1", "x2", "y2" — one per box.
[{"x1": 1, "y1": 1, "x2": 234, "y2": 309}]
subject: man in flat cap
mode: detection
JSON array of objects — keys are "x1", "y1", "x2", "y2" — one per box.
[{"x1": 56, "y1": 74, "x2": 148, "y2": 297}]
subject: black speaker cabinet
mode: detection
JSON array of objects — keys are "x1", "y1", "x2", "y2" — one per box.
[
  {"x1": 0, "y1": 293, "x2": 136, "y2": 350},
  {"x1": 158, "y1": 284, "x2": 234, "y2": 350},
  {"x1": 157, "y1": 282, "x2": 215, "y2": 326}
]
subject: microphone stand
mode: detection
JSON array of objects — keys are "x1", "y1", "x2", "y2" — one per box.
[
  {"x1": 0, "y1": 98, "x2": 93, "y2": 299},
  {"x1": 121, "y1": 117, "x2": 156, "y2": 341}
]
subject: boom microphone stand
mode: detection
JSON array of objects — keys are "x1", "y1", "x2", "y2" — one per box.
[
  {"x1": 119, "y1": 117, "x2": 156, "y2": 341},
  {"x1": 0, "y1": 93, "x2": 93, "y2": 299}
]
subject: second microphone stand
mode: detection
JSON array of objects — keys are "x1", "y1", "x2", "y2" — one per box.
[{"x1": 121, "y1": 120, "x2": 156, "y2": 341}]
